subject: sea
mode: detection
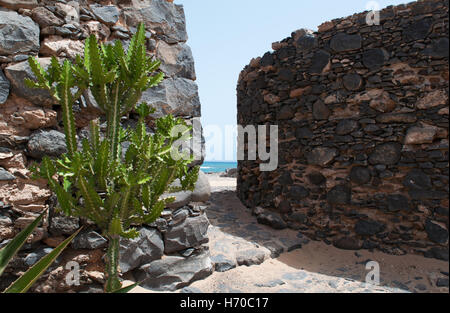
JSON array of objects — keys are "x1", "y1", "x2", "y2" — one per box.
[{"x1": 200, "y1": 161, "x2": 237, "y2": 173}]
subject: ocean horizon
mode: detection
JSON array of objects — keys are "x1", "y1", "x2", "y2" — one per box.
[{"x1": 200, "y1": 161, "x2": 237, "y2": 173}]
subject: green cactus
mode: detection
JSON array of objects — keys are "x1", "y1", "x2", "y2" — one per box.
[{"x1": 27, "y1": 24, "x2": 199, "y2": 292}]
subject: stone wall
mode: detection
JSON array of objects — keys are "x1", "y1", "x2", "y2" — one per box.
[
  {"x1": 0, "y1": 0, "x2": 212, "y2": 292},
  {"x1": 237, "y1": 0, "x2": 449, "y2": 260}
]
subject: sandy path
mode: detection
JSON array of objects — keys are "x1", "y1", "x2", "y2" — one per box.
[{"x1": 127, "y1": 173, "x2": 449, "y2": 293}]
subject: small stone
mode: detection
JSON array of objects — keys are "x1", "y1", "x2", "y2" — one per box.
[
  {"x1": 211, "y1": 254, "x2": 236, "y2": 272},
  {"x1": 333, "y1": 237, "x2": 362, "y2": 250},
  {"x1": 313, "y1": 99, "x2": 330, "y2": 120},
  {"x1": 405, "y1": 126, "x2": 437, "y2": 145},
  {"x1": 369, "y1": 142, "x2": 401, "y2": 165},
  {"x1": 296, "y1": 127, "x2": 314, "y2": 139},
  {"x1": 289, "y1": 186, "x2": 309, "y2": 200},
  {"x1": 369, "y1": 91, "x2": 396, "y2": 113},
  {"x1": 0, "y1": 167, "x2": 15, "y2": 181},
  {"x1": 343, "y1": 74, "x2": 363, "y2": 91},
  {"x1": 255, "y1": 279, "x2": 285, "y2": 288},
  {"x1": 386, "y1": 194, "x2": 411, "y2": 212},
  {"x1": 309, "y1": 50, "x2": 330, "y2": 74},
  {"x1": 327, "y1": 184, "x2": 351, "y2": 205},
  {"x1": 0, "y1": 0, "x2": 38, "y2": 10},
  {"x1": 330, "y1": 33, "x2": 362, "y2": 52},
  {"x1": 350, "y1": 166, "x2": 371, "y2": 185},
  {"x1": 49, "y1": 216, "x2": 79, "y2": 236},
  {"x1": 403, "y1": 169, "x2": 431, "y2": 190},
  {"x1": 27, "y1": 130, "x2": 67, "y2": 159},
  {"x1": 71, "y1": 230, "x2": 107, "y2": 250},
  {"x1": 307, "y1": 172, "x2": 326, "y2": 185},
  {"x1": 376, "y1": 113, "x2": 417, "y2": 124},
  {"x1": 24, "y1": 247, "x2": 53, "y2": 266},
  {"x1": 307, "y1": 147, "x2": 338, "y2": 167},
  {"x1": 236, "y1": 249, "x2": 266, "y2": 266},
  {"x1": 336, "y1": 119, "x2": 359, "y2": 135},
  {"x1": 417, "y1": 90, "x2": 448, "y2": 110},
  {"x1": 0, "y1": 70, "x2": 10, "y2": 104},
  {"x1": 257, "y1": 210, "x2": 287, "y2": 230},
  {"x1": 436, "y1": 278, "x2": 449, "y2": 287},
  {"x1": 425, "y1": 220, "x2": 448, "y2": 244},
  {"x1": 363, "y1": 48, "x2": 389, "y2": 70},
  {"x1": 355, "y1": 220, "x2": 385, "y2": 236}
]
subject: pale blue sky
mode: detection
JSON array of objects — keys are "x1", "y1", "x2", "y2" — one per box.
[{"x1": 179, "y1": 0, "x2": 412, "y2": 161}]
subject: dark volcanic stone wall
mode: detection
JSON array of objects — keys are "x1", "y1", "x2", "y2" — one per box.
[{"x1": 237, "y1": 0, "x2": 449, "y2": 260}]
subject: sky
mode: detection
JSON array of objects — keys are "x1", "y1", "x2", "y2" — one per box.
[{"x1": 179, "y1": 0, "x2": 412, "y2": 161}]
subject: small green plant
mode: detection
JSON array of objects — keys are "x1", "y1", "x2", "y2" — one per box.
[
  {"x1": 26, "y1": 24, "x2": 199, "y2": 292},
  {"x1": 0, "y1": 211, "x2": 81, "y2": 293}
]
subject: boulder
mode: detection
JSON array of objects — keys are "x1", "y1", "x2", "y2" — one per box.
[
  {"x1": 122, "y1": 1, "x2": 187, "y2": 44},
  {"x1": 26, "y1": 130, "x2": 67, "y2": 159},
  {"x1": 119, "y1": 227, "x2": 164, "y2": 273},
  {"x1": 135, "y1": 251, "x2": 213, "y2": 291},
  {"x1": 0, "y1": 10, "x2": 40, "y2": 55},
  {"x1": 0, "y1": 70, "x2": 10, "y2": 104},
  {"x1": 164, "y1": 214, "x2": 209, "y2": 254},
  {"x1": 156, "y1": 41, "x2": 196, "y2": 80},
  {"x1": 4, "y1": 59, "x2": 56, "y2": 106},
  {"x1": 31, "y1": 6, "x2": 64, "y2": 28},
  {"x1": 90, "y1": 4, "x2": 119, "y2": 26},
  {"x1": 141, "y1": 77, "x2": 201, "y2": 118}
]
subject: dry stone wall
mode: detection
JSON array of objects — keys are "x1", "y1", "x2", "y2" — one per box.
[
  {"x1": 0, "y1": 0, "x2": 212, "y2": 292},
  {"x1": 237, "y1": 0, "x2": 449, "y2": 260}
]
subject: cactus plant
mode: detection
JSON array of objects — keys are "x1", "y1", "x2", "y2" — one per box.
[{"x1": 26, "y1": 24, "x2": 199, "y2": 292}]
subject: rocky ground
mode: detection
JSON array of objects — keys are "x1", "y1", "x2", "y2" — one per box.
[{"x1": 127, "y1": 173, "x2": 449, "y2": 293}]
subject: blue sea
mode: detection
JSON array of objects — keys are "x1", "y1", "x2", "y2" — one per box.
[{"x1": 200, "y1": 161, "x2": 237, "y2": 173}]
